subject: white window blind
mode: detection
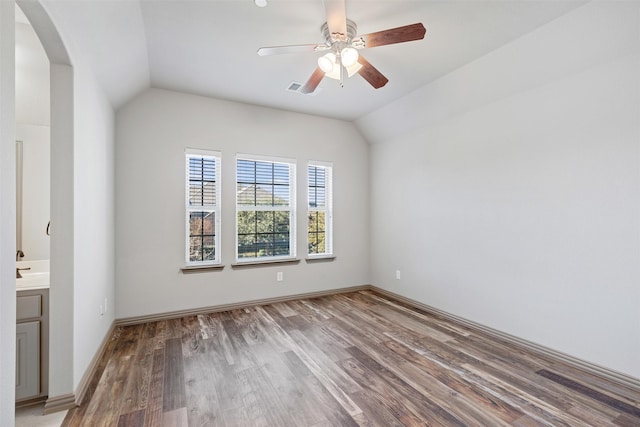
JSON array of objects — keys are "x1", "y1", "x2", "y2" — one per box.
[{"x1": 307, "y1": 162, "x2": 333, "y2": 256}]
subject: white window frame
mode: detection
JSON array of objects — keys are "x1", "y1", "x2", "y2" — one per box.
[
  {"x1": 307, "y1": 161, "x2": 333, "y2": 257},
  {"x1": 185, "y1": 149, "x2": 221, "y2": 266},
  {"x1": 235, "y1": 153, "x2": 297, "y2": 263}
]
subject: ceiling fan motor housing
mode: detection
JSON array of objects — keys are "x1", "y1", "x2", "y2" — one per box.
[{"x1": 322, "y1": 19, "x2": 358, "y2": 46}]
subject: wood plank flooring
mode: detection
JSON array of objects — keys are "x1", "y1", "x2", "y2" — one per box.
[{"x1": 63, "y1": 290, "x2": 640, "y2": 426}]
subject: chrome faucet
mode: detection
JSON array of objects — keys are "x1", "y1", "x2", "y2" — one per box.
[{"x1": 16, "y1": 267, "x2": 30, "y2": 279}]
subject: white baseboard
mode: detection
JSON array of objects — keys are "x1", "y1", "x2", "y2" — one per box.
[
  {"x1": 43, "y1": 393, "x2": 75, "y2": 415},
  {"x1": 115, "y1": 285, "x2": 371, "y2": 326},
  {"x1": 74, "y1": 320, "x2": 117, "y2": 406},
  {"x1": 68, "y1": 283, "x2": 638, "y2": 418}
]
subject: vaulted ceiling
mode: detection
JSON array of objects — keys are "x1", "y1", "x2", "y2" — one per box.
[{"x1": 23, "y1": 0, "x2": 585, "y2": 121}]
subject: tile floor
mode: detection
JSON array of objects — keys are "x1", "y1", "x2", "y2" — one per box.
[{"x1": 15, "y1": 403, "x2": 67, "y2": 427}]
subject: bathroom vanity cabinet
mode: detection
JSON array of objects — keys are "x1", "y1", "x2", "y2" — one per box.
[{"x1": 16, "y1": 288, "x2": 49, "y2": 402}]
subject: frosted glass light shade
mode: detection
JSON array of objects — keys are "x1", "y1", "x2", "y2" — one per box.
[
  {"x1": 318, "y1": 53, "x2": 336, "y2": 73},
  {"x1": 341, "y1": 47, "x2": 359, "y2": 67},
  {"x1": 345, "y1": 61, "x2": 362, "y2": 77}
]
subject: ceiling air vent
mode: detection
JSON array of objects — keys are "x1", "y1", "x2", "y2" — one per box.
[{"x1": 286, "y1": 82, "x2": 320, "y2": 96}]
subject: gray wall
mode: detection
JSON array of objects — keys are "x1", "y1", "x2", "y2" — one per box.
[
  {"x1": 70, "y1": 60, "x2": 115, "y2": 391},
  {"x1": 115, "y1": 88, "x2": 370, "y2": 319},
  {"x1": 360, "y1": 2, "x2": 640, "y2": 379},
  {"x1": 24, "y1": 0, "x2": 117, "y2": 397},
  {"x1": 0, "y1": 2, "x2": 17, "y2": 422}
]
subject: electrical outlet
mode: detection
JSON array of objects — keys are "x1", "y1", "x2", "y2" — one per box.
[
  {"x1": 277, "y1": 271, "x2": 283, "y2": 282},
  {"x1": 395, "y1": 270, "x2": 401, "y2": 280}
]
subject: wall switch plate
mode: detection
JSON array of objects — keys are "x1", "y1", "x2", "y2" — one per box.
[
  {"x1": 395, "y1": 270, "x2": 401, "y2": 280},
  {"x1": 277, "y1": 271, "x2": 283, "y2": 282}
]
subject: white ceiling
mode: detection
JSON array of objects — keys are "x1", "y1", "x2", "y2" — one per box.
[{"x1": 26, "y1": 0, "x2": 586, "y2": 121}]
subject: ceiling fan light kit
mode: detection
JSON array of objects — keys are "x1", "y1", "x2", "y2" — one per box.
[
  {"x1": 340, "y1": 47, "x2": 359, "y2": 67},
  {"x1": 318, "y1": 52, "x2": 336, "y2": 73},
  {"x1": 317, "y1": 50, "x2": 362, "y2": 79},
  {"x1": 257, "y1": 0, "x2": 426, "y2": 94}
]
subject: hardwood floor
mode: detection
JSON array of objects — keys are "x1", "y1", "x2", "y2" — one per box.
[{"x1": 63, "y1": 290, "x2": 640, "y2": 426}]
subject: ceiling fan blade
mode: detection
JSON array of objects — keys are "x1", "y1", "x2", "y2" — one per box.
[
  {"x1": 357, "y1": 55, "x2": 388, "y2": 89},
  {"x1": 354, "y1": 23, "x2": 426, "y2": 49},
  {"x1": 257, "y1": 44, "x2": 327, "y2": 56},
  {"x1": 323, "y1": 0, "x2": 347, "y2": 40},
  {"x1": 300, "y1": 67, "x2": 325, "y2": 94}
]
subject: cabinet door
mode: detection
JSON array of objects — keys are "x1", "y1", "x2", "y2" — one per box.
[{"x1": 16, "y1": 321, "x2": 40, "y2": 400}]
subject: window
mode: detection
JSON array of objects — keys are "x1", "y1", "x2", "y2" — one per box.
[
  {"x1": 236, "y1": 155, "x2": 296, "y2": 261},
  {"x1": 186, "y1": 150, "x2": 221, "y2": 265},
  {"x1": 307, "y1": 162, "x2": 333, "y2": 256}
]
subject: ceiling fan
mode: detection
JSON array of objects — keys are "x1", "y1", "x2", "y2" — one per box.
[{"x1": 257, "y1": 0, "x2": 426, "y2": 94}]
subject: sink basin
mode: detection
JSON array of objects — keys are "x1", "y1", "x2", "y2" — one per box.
[
  {"x1": 18, "y1": 271, "x2": 48, "y2": 279},
  {"x1": 16, "y1": 260, "x2": 50, "y2": 290},
  {"x1": 17, "y1": 274, "x2": 49, "y2": 290}
]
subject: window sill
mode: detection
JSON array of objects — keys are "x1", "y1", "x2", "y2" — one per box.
[
  {"x1": 231, "y1": 258, "x2": 301, "y2": 269},
  {"x1": 306, "y1": 255, "x2": 336, "y2": 262},
  {"x1": 181, "y1": 264, "x2": 225, "y2": 273}
]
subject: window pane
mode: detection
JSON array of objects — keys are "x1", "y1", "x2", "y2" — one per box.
[
  {"x1": 255, "y1": 184, "x2": 274, "y2": 206},
  {"x1": 190, "y1": 211, "x2": 215, "y2": 236},
  {"x1": 202, "y1": 236, "x2": 215, "y2": 260},
  {"x1": 308, "y1": 211, "x2": 325, "y2": 233},
  {"x1": 274, "y1": 234, "x2": 290, "y2": 255},
  {"x1": 316, "y1": 232, "x2": 326, "y2": 253},
  {"x1": 308, "y1": 233, "x2": 318, "y2": 254},
  {"x1": 273, "y1": 185, "x2": 290, "y2": 205},
  {"x1": 257, "y1": 233, "x2": 273, "y2": 257},
  {"x1": 255, "y1": 161, "x2": 273, "y2": 184},
  {"x1": 203, "y1": 212, "x2": 215, "y2": 234},
  {"x1": 190, "y1": 236, "x2": 203, "y2": 262},
  {"x1": 275, "y1": 211, "x2": 290, "y2": 233},
  {"x1": 273, "y1": 163, "x2": 289, "y2": 184},
  {"x1": 308, "y1": 231, "x2": 325, "y2": 254},
  {"x1": 238, "y1": 234, "x2": 256, "y2": 258},
  {"x1": 189, "y1": 211, "x2": 216, "y2": 262},
  {"x1": 237, "y1": 184, "x2": 255, "y2": 206},
  {"x1": 308, "y1": 165, "x2": 326, "y2": 208},
  {"x1": 189, "y1": 157, "x2": 216, "y2": 206},
  {"x1": 190, "y1": 182, "x2": 215, "y2": 206},
  {"x1": 314, "y1": 187, "x2": 325, "y2": 208},
  {"x1": 256, "y1": 211, "x2": 275, "y2": 233},
  {"x1": 307, "y1": 165, "x2": 316, "y2": 187},
  {"x1": 237, "y1": 159, "x2": 255, "y2": 183},
  {"x1": 237, "y1": 211, "x2": 256, "y2": 234}
]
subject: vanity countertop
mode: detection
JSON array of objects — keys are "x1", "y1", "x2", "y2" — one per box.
[
  {"x1": 16, "y1": 260, "x2": 50, "y2": 291},
  {"x1": 17, "y1": 275, "x2": 50, "y2": 291}
]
